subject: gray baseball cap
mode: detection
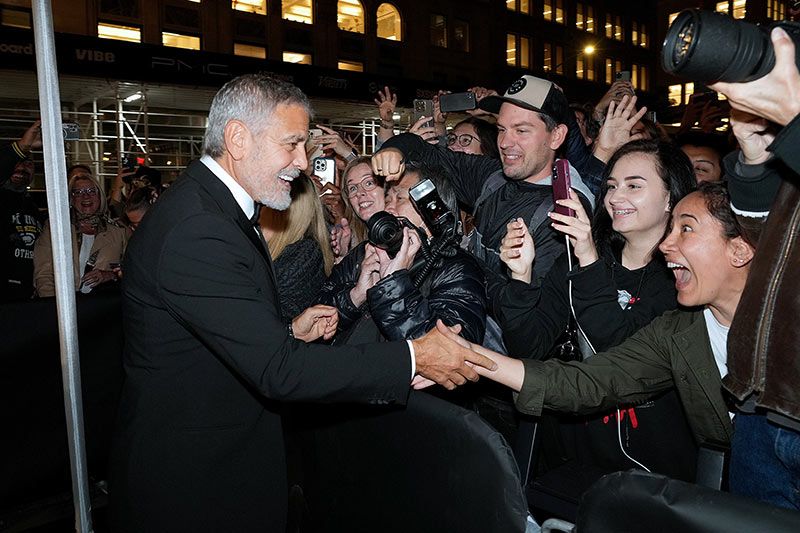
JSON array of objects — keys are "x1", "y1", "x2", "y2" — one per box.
[{"x1": 479, "y1": 75, "x2": 570, "y2": 125}]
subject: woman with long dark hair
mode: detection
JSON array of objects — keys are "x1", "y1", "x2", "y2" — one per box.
[{"x1": 494, "y1": 139, "x2": 698, "y2": 480}]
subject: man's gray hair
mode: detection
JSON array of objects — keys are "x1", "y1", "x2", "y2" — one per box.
[{"x1": 203, "y1": 73, "x2": 313, "y2": 158}]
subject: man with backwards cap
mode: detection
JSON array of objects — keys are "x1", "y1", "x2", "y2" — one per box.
[{"x1": 373, "y1": 75, "x2": 595, "y2": 288}]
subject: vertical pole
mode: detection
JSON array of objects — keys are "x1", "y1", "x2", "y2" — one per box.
[{"x1": 31, "y1": 1, "x2": 93, "y2": 532}]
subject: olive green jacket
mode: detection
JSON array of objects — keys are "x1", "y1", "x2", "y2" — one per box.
[{"x1": 516, "y1": 309, "x2": 733, "y2": 446}]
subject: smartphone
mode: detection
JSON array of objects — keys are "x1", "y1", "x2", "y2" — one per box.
[
  {"x1": 644, "y1": 111, "x2": 657, "y2": 124},
  {"x1": 62, "y1": 122, "x2": 80, "y2": 141},
  {"x1": 439, "y1": 92, "x2": 477, "y2": 113},
  {"x1": 552, "y1": 160, "x2": 575, "y2": 218},
  {"x1": 309, "y1": 128, "x2": 323, "y2": 139},
  {"x1": 312, "y1": 157, "x2": 336, "y2": 194},
  {"x1": 412, "y1": 99, "x2": 434, "y2": 129},
  {"x1": 615, "y1": 70, "x2": 631, "y2": 82},
  {"x1": 121, "y1": 155, "x2": 136, "y2": 172}
]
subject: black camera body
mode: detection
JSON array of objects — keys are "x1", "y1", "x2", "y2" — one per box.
[
  {"x1": 366, "y1": 211, "x2": 422, "y2": 259},
  {"x1": 662, "y1": 9, "x2": 800, "y2": 84}
]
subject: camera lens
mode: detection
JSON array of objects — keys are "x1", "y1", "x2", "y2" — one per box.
[
  {"x1": 662, "y1": 9, "x2": 777, "y2": 83},
  {"x1": 367, "y1": 211, "x2": 404, "y2": 258}
]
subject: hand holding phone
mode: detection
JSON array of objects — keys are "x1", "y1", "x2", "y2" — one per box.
[
  {"x1": 439, "y1": 92, "x2": 477, "y2": 113},
  {"x1": 552, "y1": 160, "x2": 575, "y2": 217},
  {"x1": 412, "y1": 99, "x2": 435, "y2": 129},
  {"x1": 312, "y1": 157, "x2": 336, "y2": 194}
]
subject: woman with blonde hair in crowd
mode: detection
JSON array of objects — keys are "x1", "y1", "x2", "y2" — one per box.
[
  {"x1": 328, "y1": 156, "x2": 385, "y2": 262},
  {"x1": 33, "y1": 173, "x2": 127, "y2": 297},
  {"x1": 260, "y1": 174, "x2": 334, "y2": 322}
]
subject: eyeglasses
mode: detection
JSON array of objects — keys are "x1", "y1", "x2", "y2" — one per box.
[
  {"x1": 346, "y1": 177, "x2": 379, "y2": 197},
  {"x1": 446, "y1": 133, "x2": 478, "y2": 148},
  {"x1": 70, "y1": 187, "x2": 99, "y2": 197}
]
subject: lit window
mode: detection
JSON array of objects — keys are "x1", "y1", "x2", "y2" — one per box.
[
  {"x1": 507, "y1": 0, "x2": 530, "y2": 14},
  {"x1": 507, "y1": 34, "x2": 530, "y2": 68},
  {"x1": 605, "y1": 58, "x2": 613, "y2": 84},
  {"x1": 506, "y1": 33, "x2": 517, "y2": 66},
  {"x1": 732, "y1": 0, "x2": 746, "y2": 18},
  {"x1": 605, "y1": 14, "x2": 623, "y2": 41},
  {"x1": 453, "y1": 19, "x2": 469, "y2": 52},
  {"x1": 632, "y1": 64, "x2": 648, "y2": 91},
  {"x1": 631, "y1": 21, "x2": 648, "y2": 48},
  {"x1": 430, "y1": 14, "x2": 447, "y2": 47},
  {"x1": 768, "y1": 0, "x2": 786, "y2": 20},
  {"x1": 543, "y1": 42, "x2": 562, "y2": 74},
  {"x1": 554, "y1": 0, "x2": 564, "y2": 24},
  {"x1": 98, "y1": 22, "x2": 141, "y2": 43},
  {"x1": 338, "y1": 0, "x2": 364, "y2": 33},
  {"x1": 283, "y1": 51, "x2": 312, "y2": 64},
  {"x1": 283, "y1": 0, "x2": 312, "y2": 24},
  {"x1": 668, "y1": 12, "x2": 680, "y2": 26},
  {"x1": 376, "y1": 3, "x2": 402, "y2": 41},
  {"x1": 577, "y1": 51, "x2": 595, "y2": 81},
  {"x1": 1, "y1": 7, "x2": 30, "y2": 28},
  {"x1": 163, "y1": 32, "x2": 201, "y2": 50},
  {"x1": 543, "y1": 0, "x2": 553, "y2": 22},
  {"x1": 576, "y1": 3, "x2": 594, "y2": 33},
  {"x1": 234, "y1": 43, "x2": 266, "y2": 59},
  {"x1": 338, "y1": 60, "x2": 363, "y2": 72},
  {"x1": 520, "y1": 36, "x2": 530, "y2": 68},
  {"x1": 716, "y1": 2, "x2": 729, "y2": 15},
  {"x1": 668, "y1": 84, "x2": 683, "y2": 106},
  {"x1": 232, "y1": 0, "x2": 266, "y2": 15},
  {"x1": 544, "y1": 43, "x2": 553, "y2": 71}
]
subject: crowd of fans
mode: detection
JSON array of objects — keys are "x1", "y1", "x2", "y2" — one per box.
[{"x1": 2, "y1": 24, "x2": 799, "y2": 519}]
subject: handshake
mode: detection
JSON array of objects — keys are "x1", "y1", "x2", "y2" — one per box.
[{"x1": 292, "y1": 305, "x2": 497, "y2": 391}]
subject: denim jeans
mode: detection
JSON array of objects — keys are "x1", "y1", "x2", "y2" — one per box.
[{"x1": 729, "y1": 413, "x2": 800, "y2": 510}]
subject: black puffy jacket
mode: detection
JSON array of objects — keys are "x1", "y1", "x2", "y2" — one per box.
[{"x1": 317, "y1": 241, "x2": 487, "y2": 343}]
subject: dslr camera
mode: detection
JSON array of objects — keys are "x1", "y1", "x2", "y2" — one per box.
[
  {"x1": 662, "y1": 8, "x2": 800, "y2": 83},
  {"x1": 366, "y1": 211, "x2": 421, "y2": 259},
  {"x1": 366, "y1": 178, "x2": 459, "y2": 258}
]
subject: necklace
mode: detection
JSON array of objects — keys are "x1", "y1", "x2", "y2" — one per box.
[{"x1": 614, "y1": 262, "x2": 648, "y2": 310}]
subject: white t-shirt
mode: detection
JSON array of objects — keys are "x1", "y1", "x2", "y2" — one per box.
[{"x1": 703, "y1": 308, "x2": 733, "y2": 419}]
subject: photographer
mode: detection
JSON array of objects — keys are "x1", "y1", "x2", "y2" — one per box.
[
  {"x1": 317, "y1": 163, "x2": 486, "y2": 345},
  {"x1": 709, "y1": 26, "x2": 800, "y2": 510}
]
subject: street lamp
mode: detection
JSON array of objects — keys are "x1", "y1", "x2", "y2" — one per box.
[{"x1": 545, "y1": 44, "x2": 596, "y2": 76}]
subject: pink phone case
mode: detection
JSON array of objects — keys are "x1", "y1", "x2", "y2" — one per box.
[{"x1": 552, "y1": 160, "x2": 575, "y2": 217}]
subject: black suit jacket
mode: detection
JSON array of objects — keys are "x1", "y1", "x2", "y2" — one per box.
[{"x1": 108, "y1": 160, "x2": 411, "y2": 532}]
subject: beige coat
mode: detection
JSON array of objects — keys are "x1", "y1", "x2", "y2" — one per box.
[{"x1": 33, "y1": 219, "x2": 127, "y2": 297}]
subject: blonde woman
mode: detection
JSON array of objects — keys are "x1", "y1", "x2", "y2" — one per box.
[
  {"x1": 33, "y1": 173, "x2": 127, "y2": 297},
  {"x1": 329, "y1": 156, "x2": 385, "y2": 262},
  {"x1": 260, "y1": 174, "x2": 334, "y2": 321}
]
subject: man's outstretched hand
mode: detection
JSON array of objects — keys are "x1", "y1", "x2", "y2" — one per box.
[
  {"x1": 410, "y1": 320, "x2": 498, "y2": 390},
  {"x1": 292, "y1": 305, "x2": 339, "y2": 342}
]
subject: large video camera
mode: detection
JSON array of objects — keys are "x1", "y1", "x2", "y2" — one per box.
[{"x1": 661, "y1": 8, "x2": 800, "y2": 83}]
